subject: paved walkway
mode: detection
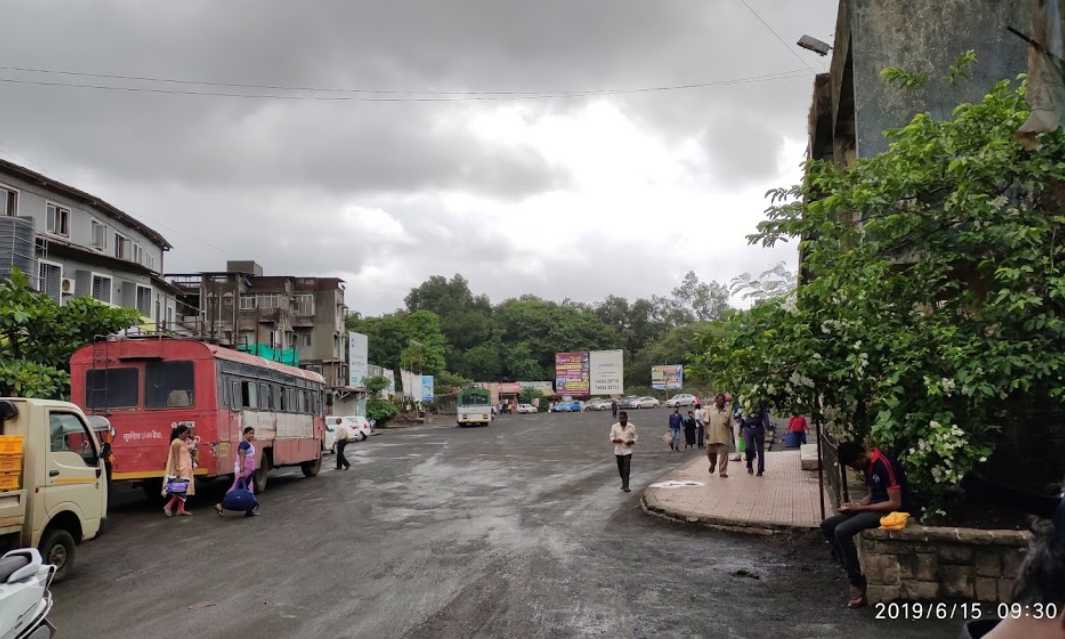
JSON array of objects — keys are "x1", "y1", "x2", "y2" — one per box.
[{"x1": 641, "y1": 449, "x2": 827, "y2": 533}]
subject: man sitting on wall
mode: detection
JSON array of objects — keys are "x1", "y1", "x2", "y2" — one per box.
[{"x1": 820, "y1": 441, "x2": 909, "y2": 608}]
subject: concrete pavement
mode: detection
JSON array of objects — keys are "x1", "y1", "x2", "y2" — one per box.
[
  {"x1": 50, "y1": 407, "x2": 954, "y2": 638},
  {"x1": 642, "y1": 449, "x2": 827, "y2": 534}
]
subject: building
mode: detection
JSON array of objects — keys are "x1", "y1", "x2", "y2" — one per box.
[
  {"x1": 167, "y1": 260, "x2": 350, "y2": 388},
  {"x1": 0, "y1": 158, "x2": 180, "y2": 326},
  {"x1": 809, "y1": 0, "x2": 1030, "y2": 167}
]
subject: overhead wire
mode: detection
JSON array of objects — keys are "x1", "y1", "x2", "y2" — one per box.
[{"x1": 736, "y1": 0, "x2": 815, "y2": 71}]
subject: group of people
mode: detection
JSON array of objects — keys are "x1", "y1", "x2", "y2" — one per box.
[
  {"x1": 663, "y1": 395, "x2": 771, "y2": 476},
  {"x1": 161, "y1": 424, "x2": 261, "y2": 519}
]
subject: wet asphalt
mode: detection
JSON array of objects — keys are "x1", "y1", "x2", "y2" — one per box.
[{"x1": 50, "y1": 407, "x2": 957, "y2": 638}]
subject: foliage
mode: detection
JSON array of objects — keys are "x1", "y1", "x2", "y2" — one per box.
[
  {"x1": 729, "y1": 262, "x2": 797, "y2": 304},
  {"x1": 703, "y1": 78, "x2": 1065, "y2": 511},
  {"x1": 459, "y1": 386, "x2": 490, "y2": 405},
  {"x1": 880, "y1": 66, "x2": 929, "y2": 90},
  {"x1": 672, "y1": 271, "x2": 730, "y2": 321},
  {"x1": 518, "y1": 386, "x2": 542, "y2": 405},
  {"x1": 0, "y1": 269, "x2": 140, "y2": 398},
  {"x1": 364, "y1": 374, "x2": 390, "y2": 396},
  {"x1": 348, "y1": 309, "x2": 447, "y2": 381},
  {"x1": 948, "y1": 50, "x2": 977, "y2": 86},
  {"x1": 435, "y1": 370, "x2": 472, "y2": 394},
  {"x1": 366, "y1": 397, "x2": 399, "y2": 426}
]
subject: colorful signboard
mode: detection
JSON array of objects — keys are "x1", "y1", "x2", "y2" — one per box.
[
  {"x1": 589, "y1": 350, "x2": 624, "y2": 395},
  {"x1": 421, "y1": 375, "x2": 434, "y2": 402},
  {"x1": 348, "y1": 332, "x2": 369, "y2": 388},
  {"x1": 651, "y1": 364, "x2": 684, "y2": 390},
  {"x1": 518, "y1": 381, "x2": 554, "y2": 396},
  {"x1": 555, "y1": 351, "x2": 591, "y2": 396}
]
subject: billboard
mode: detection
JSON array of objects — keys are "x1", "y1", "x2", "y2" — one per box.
[
  {"x1": 554, "y1": 351, "x2": 590, "y2": 395},
  {"x1": 589, "y1": 350, "x2": 624, "y2": 395},
  {"x1": 348, "y1": 332, "x2": 369, "y2": 388},
  {"x1": 518, "y1": 381, "x2": 554, "y2": 396},
  {"x1": 651, "y1": 365, "x2": 684, "y2": 390},
  {"x1": 421, "y1": 375, "x2": 434, "y2": 402}
]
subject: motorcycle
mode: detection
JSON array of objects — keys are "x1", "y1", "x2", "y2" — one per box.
[{"x1": 0, "y1": 548, "x2": 56, "y2": 639}]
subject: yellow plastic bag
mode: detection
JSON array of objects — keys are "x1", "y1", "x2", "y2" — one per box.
[{"x1": 880, "y1": 511, "x2": 910, "y2": 530}]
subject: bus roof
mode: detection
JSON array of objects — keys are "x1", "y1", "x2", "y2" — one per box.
[{"x1": 71, "y1": 338, "x2": 326, "y2": 385}]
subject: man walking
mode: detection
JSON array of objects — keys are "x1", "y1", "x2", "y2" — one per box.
[
  {"x1": 694, "y1": 402, "x2": 706, "y2": 448},
  {"x1": 668, "y1": 408, "x2": 683, "y2": 452},
  {"x1": 335, "y1": 418, "x2": 352, "y2": 471},
  {"x1": 821, "y1": 442, "x2": 908, "y2": 608},
  {"x1": 611, "y1": 399, "x2": 618, "y2": 418},
  {"x1": 742, "y1": 405, "x2": 768, "y2": 476},
  {"x1": 704, "y1": 394, "x2": 732, "y2": 477},
  {"x1": 609, "y1": 411, "x2": 638, "y2": 492}
]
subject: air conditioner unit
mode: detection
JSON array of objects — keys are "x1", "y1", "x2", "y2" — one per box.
[{"x1": 61, "y1": 277, "x2": 75, "y2": 295}]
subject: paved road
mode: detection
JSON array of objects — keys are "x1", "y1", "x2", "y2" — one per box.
[{"x1": 52, "y1": 407, "x2": 956, "y2": 638}]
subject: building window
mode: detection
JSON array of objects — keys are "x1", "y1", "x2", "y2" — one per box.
[
  {"x1": 91, "y1": 219, "x2": 108, "y2": 251},
  {"x1": 136, "y1": 285, "x2": 152, "y2": 316},
  {"x1": 37, "y1": 261, "x2": 62, "y2": 304},
  {"x1": 295, "y1": 293, "x2": 314, "y2": 315},
  {"x1": 239, "y1": 296, "x2": 257, "y2": 310},
  {"x1": 257, "y1": 294, "x2": 280, "y2": 309},
  {"x1": 91, "y1": 274, "x2": 112, "y2": 304},
  {"x1": 114, "y1": 233, "x2": 129, "y2": 260},
  {"x1": 303, "y1": 332, "x2": 312, "y2": 347},
  {"x1": 45, "y1": 202, "x2": 70, "y2": 236},
  {"x1": 0, "y1": 185, "x2": 18, "y2": 217},
  {"x1": 132, "y1": 242, "x2": 143, "y2": 265}
]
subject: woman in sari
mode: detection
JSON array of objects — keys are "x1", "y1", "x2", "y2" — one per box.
[
  {"x1": 215, "y1": 427, "x2": 259, "y2": 517},
  {"x1": 162, "y1": 425, "x2": 195, "y2": 517}
]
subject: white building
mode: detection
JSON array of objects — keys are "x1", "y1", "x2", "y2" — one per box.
[{"x1": 0, "y1": 158, "x2": 180, "y2": 327}]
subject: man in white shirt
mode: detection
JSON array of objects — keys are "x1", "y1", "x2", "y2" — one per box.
[
  {"x1": 335, "y1": 418, "x2": 352, "y2": 470},
  {"x1": 609, "y1": 411, "x2": 638, "y2": 492}
]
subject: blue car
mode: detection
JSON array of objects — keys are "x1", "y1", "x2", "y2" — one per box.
[{"x1": 552, "y1": 400, "x2": 582, "y2": 412}]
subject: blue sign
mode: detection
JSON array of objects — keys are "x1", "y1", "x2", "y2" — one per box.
[{"x1": 421, "y1": 375, "x2": 434, "y2": 402}]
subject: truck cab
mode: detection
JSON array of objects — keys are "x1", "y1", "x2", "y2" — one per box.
[{"x1": 0, "y1": 398, "x2": 108, "y2": 581}]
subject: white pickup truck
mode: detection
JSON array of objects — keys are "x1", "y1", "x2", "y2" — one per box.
[
  {"x1": 0, "y1": 398, "x2": 108, "y2": 581},
  {"x1": 457, "y1": 389, "x2": 493, "y2": 427}
]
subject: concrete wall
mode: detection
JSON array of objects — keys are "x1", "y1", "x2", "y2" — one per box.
[
  {"x1": 0, "y1": 169, "x2": 165, "y2": 273},
  {"x1": 849, "y1": 0, "x2": 1030, "y2": 158}
]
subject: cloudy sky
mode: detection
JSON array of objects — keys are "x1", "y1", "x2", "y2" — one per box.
[{"x1": 0, "y1": 1, "x2": 836, "y2": 314}]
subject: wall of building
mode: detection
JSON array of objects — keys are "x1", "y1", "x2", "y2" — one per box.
[{"x1": 848, "y1": 0, "x2": 1030, "y2": 158}]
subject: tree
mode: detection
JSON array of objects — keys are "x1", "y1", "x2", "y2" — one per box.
[
  {"x1": 0, "y1": 269, "x2": 140, "y2": 398},
  {"x1": 729, "y1": 262, "x2": 797, "y2": 304},
  {"x1": 347, "y1": 309, "x2": 447, "y2": 382},
  {"x1": 707, "y1": 77, "x2": 1065, "y2": 513},
  {"x1": 364, "y1": 375, "x2": 398, "y2": 426},
  {"x1": 672, "y1": 271, "x2": 730, "y2": 320}
]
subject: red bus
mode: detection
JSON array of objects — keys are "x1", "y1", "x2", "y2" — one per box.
[{"x1": 70, "y1": 338, "x2": 325, "y2": 499}]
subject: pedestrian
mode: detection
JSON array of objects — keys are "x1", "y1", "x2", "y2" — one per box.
[
  {"x1": 611, "y1": 399, "x2": 618, "y2": 418},
  {"x1": 704, "y1": 394, "x2": 732, "y2": 478},
  {"x1": 683, "y1": 410, "x2": 697, "y2": 448},
  {"x1": 162, "y1": 425, "x2": 195, "y2": 517},
  {"x1": 788, "y1": 414, "x2": 808, "y2": 446},
  {"x1": 728, "y1": 394, "x2": 742, "y2": 462},
  {"x1": 609, "y1": 410, "x2": 637, "y2": 492},
  {"x1": 821, "y1": 442, "x2": 909, "y2": 608},
  {"x1": 215, "y1": 427, "x2": 260, "y2": 517},
  {"x1": 668, "y1": 408, "x2": 683, "y2": 452},
  {"x1": 742, "y1": 404, "x2": 768, "y2": 476},
  {"x1": 694, "y1": 403, "x2": 706, "y2": 449},
  {"x1": 335, "y1": 418, "x2": 352, "y2": 470}
]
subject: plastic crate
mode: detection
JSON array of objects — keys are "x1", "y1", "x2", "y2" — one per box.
[
  {"x1": 0, "y1": 455, "x2": 21, "y2": 472},
  {"x1": 0, "y1": 472, "x2": 20, "y2": 492},
  {"x1": 0, "y1": 436, "x2": 23, "y2": 455}
]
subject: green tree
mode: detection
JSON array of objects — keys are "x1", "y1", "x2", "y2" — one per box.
[
  {"x1": 364, "y1": 374, "x2": 399, "y2": 425},
  {"x1": 0, "y1": 269, "x2": 140, "y2": 398},
  {"x1": 705, "y1": 77, "x2": 1065, "y2": 513}
]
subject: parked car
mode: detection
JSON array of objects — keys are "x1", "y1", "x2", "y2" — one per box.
[
  {"x1": 665, "y1": 393, "x2": 697, "y2": 408},
  {"x1": 619, "y1": 396, "x2": 641, "y2": 409},
  {"x1": 551, "y1": 400, "x2": 582, "y2": 412},
  {"x1": 585, "y1": 398, "x2": 613, "y2": 411},
  {"x1": 516, "y1": 403, "x2": 538, "y2": 414},
  {"x1": 324, "y1": 415, "x2": 373, "y2": 452},
  {"x1": 635, "y1": 396, "x2": 661, "y2": 408}
]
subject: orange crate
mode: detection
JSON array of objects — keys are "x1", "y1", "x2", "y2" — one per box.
[
  {"x1": 0, "y1": 436, "x2": 23, "y2": 455},
  {"x1": 0, "y1": 455, "x2": 21, "y2": 472},
  {"x1": 0, "y1": 472, "x2": 20, "y2": 492}
]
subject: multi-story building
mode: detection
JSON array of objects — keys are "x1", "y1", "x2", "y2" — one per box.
[
  {"x1": 0, "y1": 158, "x2": 180, "y2": 326},
  {"x1": 167, "y1": 260, "x2": 350, "y2": 388}
]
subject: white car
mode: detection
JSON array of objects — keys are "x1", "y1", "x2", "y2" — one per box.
[
  {"x1": 665, "y1": 393, "x2": 697, "y2": 408},
  {"x1": 324, "y1": 415, "x2": 373, "y2": 452},
  {"x1": 636, "y1": 396, "x2": 661, "y2": 408},
  {"x1": 585, "y1": 399, "x2": 613, "y2": 411},
  {"x1": 516, "y1": 403, "x2": 538, "y2": 414}
]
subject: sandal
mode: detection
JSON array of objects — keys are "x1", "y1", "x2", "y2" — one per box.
[
  {"x1": 215, "y1": 504, "x2": 223, "y2": 517},
  {"x1": 163, "y1": 507, "x2": 173, "y2": 518},
  {"x1": 847, "y1": 585, "x2": 867, "y2": 608}
]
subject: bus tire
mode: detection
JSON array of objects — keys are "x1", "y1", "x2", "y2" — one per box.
[
  {"x1": 39, "y1": 529, "x2": 76, "y2": 582},
  {"x1": 254, "y1": 453, "x2": 271, "y2": 493},
  {"x1": 301, "y1": 456, "x2": 321, "y2": 478}
]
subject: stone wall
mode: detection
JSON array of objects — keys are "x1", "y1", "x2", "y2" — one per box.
[{"x1": 859, "y1": 525, "x2": 1032, "y2": 603}]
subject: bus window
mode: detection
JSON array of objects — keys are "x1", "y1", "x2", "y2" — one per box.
[
  {"x1": 273, "y1": 384, "x2": 282, "y2": 411},
  {"x1": 258, "y1": 383, "x2": 270, "y2": 410},
  {"x1": 242, "y1": 380, "x2": 257, "y2": 409},
  {"x1": 86, "y1": 368, "x2": 139, "y2": 409},
  {"x1": 279, "y1": 387, "x2": 288, "y2": 412},
  {"x1": 230, "y1": 379, "x2": 241, "y2": 411},
  {"x1": 146, "y1": 361, "x2": 195, "y2": 409}
]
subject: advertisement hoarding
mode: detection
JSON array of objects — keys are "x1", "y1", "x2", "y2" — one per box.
[
  {"x1": 651, "y1": 365, "x2": 684, "y2": 390},
  {"x1": 348, "y1": 332, "x2": 369, "y2": 388},
  {"x1": 554, "y1": 352, "x2": 590, "y2": 395},
  {"x1": 518, "y1": 381, "x2": 554, "y2": 396},
  {"x1": 421, "y1": 375, "x2": 434, "y2": 402},
  {"x1": 589, "y1": 349, "x2": 624, "y2": 395}
]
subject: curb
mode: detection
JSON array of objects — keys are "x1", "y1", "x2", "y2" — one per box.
[{"x1": 639, "y1": 494, "x2": 782, "y2": 536}]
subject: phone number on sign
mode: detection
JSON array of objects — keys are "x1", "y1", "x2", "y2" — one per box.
[{"x1": 875, "y1": 602, "x2": 986, "y2": 621}]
